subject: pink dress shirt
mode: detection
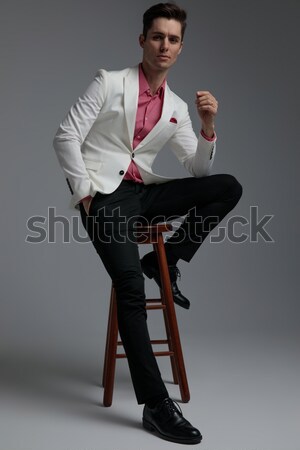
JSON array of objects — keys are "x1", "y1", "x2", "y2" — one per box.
[{"x1": 123, "y1": 64, "x2": 165, "y2": 183}]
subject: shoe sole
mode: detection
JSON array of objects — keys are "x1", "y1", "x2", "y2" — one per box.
[{"x1": 142, "y1": 418, "x2": 202, "y2": 445}]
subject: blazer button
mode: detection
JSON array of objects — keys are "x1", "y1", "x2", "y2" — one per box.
[
  {"x1": 132, "y1": 153, "x2": 135, "y2": 158},
  {"x1": 119, "y1": 170, "x2": 124, "y2": 175}
]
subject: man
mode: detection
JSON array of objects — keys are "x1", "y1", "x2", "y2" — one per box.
[{"x1": 53, "y1": 2, "x2": 242, "y2": 445}]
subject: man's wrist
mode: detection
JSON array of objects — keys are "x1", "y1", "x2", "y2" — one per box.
[
  {"x1": 201, "y1": 128, "x2": 216, "y2": 141},
  {"x1": 201, "y1": 125, "x2": 215, "y2": 139}
]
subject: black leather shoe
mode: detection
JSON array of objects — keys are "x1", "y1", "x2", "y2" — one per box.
[
  {"x1": 143, "y1": 397, "x2": 202, "y2": 444},
  {"x1": 140, "y1": 254, "x2": 191, "y2": 309}
]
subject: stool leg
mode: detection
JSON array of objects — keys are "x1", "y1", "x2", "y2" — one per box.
[
  {"x1": 152, "y1": 242, "x2": 179, "y2": 386},
  {"x1": 154, "y1": 236, "x2": 190, "y2": 403},
  {"x1": 161, "y1": 296, "x2": 179, "y2": 385},
  {"x1": 102, "y1": 286, "x2": 114, "y2": 388},
  {"x1": 102, "y1": 286, "x2": 118, "y2": 407}
]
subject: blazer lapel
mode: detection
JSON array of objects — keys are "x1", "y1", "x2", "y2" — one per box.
[{"x1": 124, "y1": 66, "x2": 139, "y2": 149}]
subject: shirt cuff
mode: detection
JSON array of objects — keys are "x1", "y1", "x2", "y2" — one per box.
[{"x1": 201, "y1": 129, "x2": 217, "y2": 142}]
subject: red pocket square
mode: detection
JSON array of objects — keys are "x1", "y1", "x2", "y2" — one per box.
[{"x1": 170, "y1": 117, "x2": 177, "y2": 124}]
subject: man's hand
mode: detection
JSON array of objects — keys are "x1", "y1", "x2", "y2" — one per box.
[
  {"x1": 195, "y1": 91, "x2": 218, "y2": 138},
  {"x1": 82, "y1": 195, "x2": 93, "y2": 215}
]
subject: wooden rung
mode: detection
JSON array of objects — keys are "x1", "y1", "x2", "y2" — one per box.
[
  {"x1": 118, "y1": 339, "x2": 168, "y2": 346},
  {"x1": 115, "y1": 351, "x2": 175, "y2": 359},
  {"x1": 146, "y1": 298, "x2": 163, "y2": 303},
  {"x1": 146, "y1": 304, "x2": 166, "y2": 310},
  {"x1": 150, "y1": 339, "x2": 169, "y2": 345},
  {"x1": 153, "y1": 351, "x2": 174, "y2": 357}
]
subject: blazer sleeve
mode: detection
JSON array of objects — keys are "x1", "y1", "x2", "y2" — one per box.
[
  {"x1": 168, "y1": 103, "x2": 216, "y2": 177},
  {"x1": 53, "y1": 69, "x2": 108, "y2": 206}
]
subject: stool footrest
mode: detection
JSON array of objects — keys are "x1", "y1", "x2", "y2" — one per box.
[
  {"x1": 150, "y1": 339, "x2": 169, "y2": 345},
  {"x1": 153, "y1": 351, "x2": 174, "y2": 357},
  {"x1": 146, "y1": 304, "x2": 166, "y2": 310},
  {"x1": 117, "y1": 338, "x2": 169, "y2": 346},
  {"x1": 146, "y1": 298, "x2": 163, "y2": 303},
  {"x1": 116, "y1": 350, "x2": 174, "y2": 359}
]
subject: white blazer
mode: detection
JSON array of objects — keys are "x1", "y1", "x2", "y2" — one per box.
[{"x1": 53, "y1": 65, "x2": 216, "y2": 210}]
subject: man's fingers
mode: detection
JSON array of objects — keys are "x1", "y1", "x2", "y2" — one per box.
[
  {"x1": 195, "y1": 90, "x2": 218, "y2": 117},
  {"x1": 196, "y1": 98, "x2": 218, "y2": 106},
  {"x1": 195, "y1": 94, "x2": 217, "y2": 102},
  {"x1": 195, "y1": 99, "x2": 218, "y2": 108},
  {"x1": 196, "y1": 90, "x2": 210, "y2": 97}
]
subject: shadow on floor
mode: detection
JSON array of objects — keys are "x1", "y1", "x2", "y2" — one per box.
[{"x1": 0, "y1": 350, "x2": 141, "y2": 429}]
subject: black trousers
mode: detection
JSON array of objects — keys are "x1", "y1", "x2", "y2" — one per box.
[{"x1": 79, "y1": 174, "x2": 242, "y2": 404}]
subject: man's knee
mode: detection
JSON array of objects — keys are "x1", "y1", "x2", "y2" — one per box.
[{"x1": 218, "y1": 174, "x2": 243, "y2": 203}]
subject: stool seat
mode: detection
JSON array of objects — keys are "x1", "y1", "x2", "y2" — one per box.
[{"x1": 102, "y1": 224, "x2": 190, "y2": 406}]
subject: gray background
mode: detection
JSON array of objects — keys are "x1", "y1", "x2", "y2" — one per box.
[{"x1": 1, "y1": 0, "x2": 299, "y2": 449}]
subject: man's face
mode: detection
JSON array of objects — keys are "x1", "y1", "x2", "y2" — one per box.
[{"x1": 139, "y1": 18, "x2": 183, "y2": 73}]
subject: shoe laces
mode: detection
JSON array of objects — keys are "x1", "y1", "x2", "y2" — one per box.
[
  {"x1": 174, "y1": 266, "x2": 181, "y2": 281},
  {"x1": 163, "y1": 398, "x2": 183, "y2": 416},
  {"x1": 170, "y1": 265, "x2": 181, "y2": 281}
]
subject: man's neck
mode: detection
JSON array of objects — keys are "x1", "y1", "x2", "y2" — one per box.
[{"x1": 141, "y1": 62, "x2": 168, "y2": 95}]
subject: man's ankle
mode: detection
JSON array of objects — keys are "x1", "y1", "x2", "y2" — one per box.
[{"x1": 145, "y1": 394, "x2": 168, "y2": 409}]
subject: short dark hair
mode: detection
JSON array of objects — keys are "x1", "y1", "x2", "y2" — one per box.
[{"x1": 143, "y1": 3, "x2": 187, "y2": 41}]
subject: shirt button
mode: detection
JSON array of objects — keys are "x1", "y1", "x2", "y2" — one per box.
[
  {"x1": 137, "y1": 135, "x2": 141, "y2": 139},
  {"x1": 119, "y1": 170, "x2": 124, "y2": 175}
]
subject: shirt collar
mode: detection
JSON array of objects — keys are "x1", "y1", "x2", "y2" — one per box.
[{"x1": 138, "y1": 63, "x2": 166, "y2": 98}]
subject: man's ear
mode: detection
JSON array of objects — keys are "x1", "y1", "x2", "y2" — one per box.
[
  {"x1": 139, "y1": 34, "x2": 145, "y2": 48},
  {"x1": 178, "y1": 42, "x2": 183, "y2": 55}
]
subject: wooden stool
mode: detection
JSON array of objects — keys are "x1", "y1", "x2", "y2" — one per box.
[{"x1": 102, "y1": 224, "x2": 190, "y2": 407}]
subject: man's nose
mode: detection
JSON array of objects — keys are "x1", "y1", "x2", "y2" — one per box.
[{"x1": 160, "y1": 37, "x2": 169, "y2": 51}]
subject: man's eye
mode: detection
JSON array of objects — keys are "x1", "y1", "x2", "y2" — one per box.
[
  {"x1": 153, "y1": 35, "x2": 162, "y2": 40},
  {"x1": 170, "y1": 38, "x2": 179, "y2": 43}
]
